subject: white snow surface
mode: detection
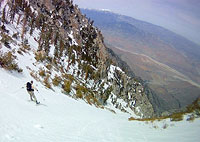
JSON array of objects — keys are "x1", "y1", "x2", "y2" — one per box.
[{"x1": 0, "y1": 69, "x2": 200, "y2": 142}]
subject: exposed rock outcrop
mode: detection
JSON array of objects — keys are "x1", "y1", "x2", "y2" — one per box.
[{"x1": 0, "y1": 0, "x2": 159, "y2": 118}]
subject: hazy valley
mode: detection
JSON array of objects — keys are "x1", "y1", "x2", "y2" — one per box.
[{"x1": 81, "y1": 9, "x2": 200, "y2": 111}]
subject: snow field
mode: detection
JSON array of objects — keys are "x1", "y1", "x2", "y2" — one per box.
[{"x1": 0, "y1": 67, "x2": 200, "y2": 142}]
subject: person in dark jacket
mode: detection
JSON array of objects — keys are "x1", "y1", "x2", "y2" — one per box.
[{"x1": 26, "y1": 81, "x2": 39, "y2": 104}]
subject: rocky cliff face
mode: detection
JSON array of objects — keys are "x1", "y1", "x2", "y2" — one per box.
[
  {"x1": 0, "y1": 0, "x2": 157, "y2": 118},
  {"x1": 81, "y1": 9, "x2": 200, "y2": 113}
]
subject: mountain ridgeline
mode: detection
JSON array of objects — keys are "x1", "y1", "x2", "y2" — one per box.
[
  {"x1": 81, "y1": 9, "x2": 200, "y2": 112},
  {"x1": 0, "y1": 0, "x2": 165, "y2": 118}
]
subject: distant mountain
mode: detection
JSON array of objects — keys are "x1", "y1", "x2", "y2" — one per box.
[{"x1": 81, "y1": 9, "x2": 200, "y2": 111}]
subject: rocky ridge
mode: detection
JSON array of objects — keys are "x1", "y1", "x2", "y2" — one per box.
[{"x1": 0, "y1": 0, "x2": 158, "y2": 118}]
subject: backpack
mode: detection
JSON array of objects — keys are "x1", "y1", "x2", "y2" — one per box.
[{"x1": 26, "y1": 82, "x2": 32, "y2": 91}]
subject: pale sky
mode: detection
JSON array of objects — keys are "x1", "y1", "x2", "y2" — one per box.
[{"x1": 74, "y1": 0, "x2": 200, "y2": 45}]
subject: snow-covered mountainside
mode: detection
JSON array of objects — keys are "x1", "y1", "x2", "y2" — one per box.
[
  {"x1": 0, "y1": 0, "x2": 158, "y2": 118},
  {"x1": 1, "y1": 68, "x2": 200, "y2": 142},
  {"x1": 0, "y1": 0, "x2": 200, "y2": 141},
  {"x1": 0, "y1": 67, "x2": 200, "y2": 142}
]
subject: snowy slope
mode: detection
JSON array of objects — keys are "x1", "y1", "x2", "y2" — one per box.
[
  {"x1": 0, "y1": 1, "x2": 200, "y2": 141},
  {"x1": 0, "y1": 0, "x2": 155, "y2": 118},
  {"x1": 0, "y1": 67, "x2": 200, "y2": 142}
]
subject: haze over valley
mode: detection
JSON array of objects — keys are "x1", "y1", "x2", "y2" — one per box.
[{"x1": 81, "y1": 9, "x2": 200, "y2": 111}]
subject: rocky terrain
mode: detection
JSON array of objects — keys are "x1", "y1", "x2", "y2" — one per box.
[
  {"x1": 0, "y1": 0, "x2": 166, "y2": 118},
  {"x1": 81, "y1": 9, "x2": 200, "y2": 112}
]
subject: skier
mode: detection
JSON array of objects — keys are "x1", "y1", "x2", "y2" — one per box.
[{"x1": 26, "y1": 81, "x2": 40, "y2": 104}]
